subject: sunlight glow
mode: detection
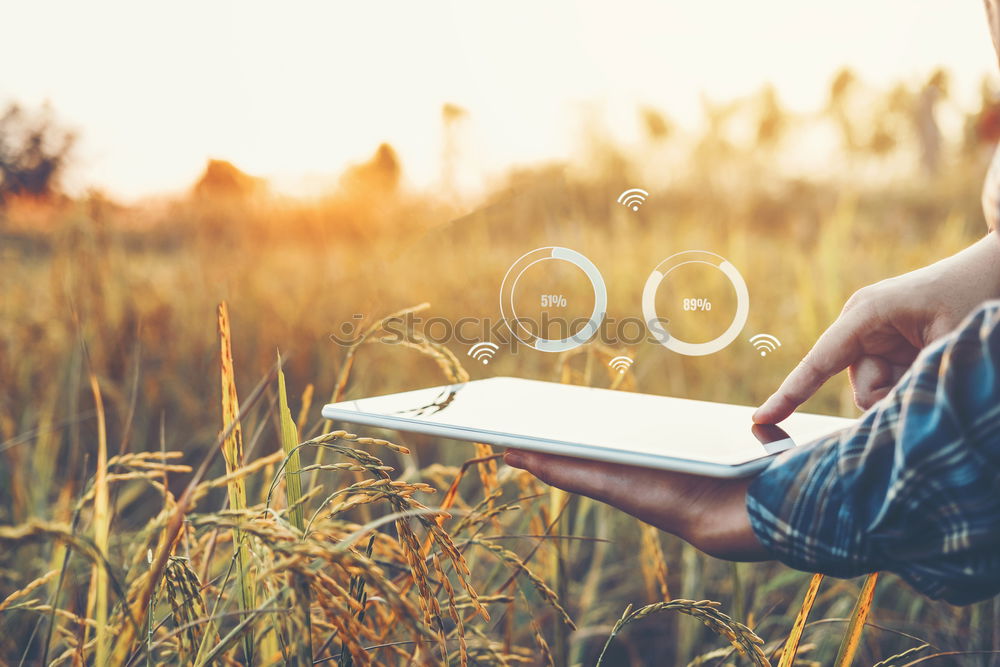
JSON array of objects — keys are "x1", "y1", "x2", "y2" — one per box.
[{"x1": 0, "y1": 0, "x2": 995, "y2": 199}]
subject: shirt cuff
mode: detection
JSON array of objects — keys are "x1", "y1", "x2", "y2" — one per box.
[{"x1": 745, "y1": 430, "x2": 882, "y2": 580}]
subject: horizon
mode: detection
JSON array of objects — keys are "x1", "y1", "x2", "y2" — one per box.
[{"x1": 2, "y1": 0, "x2": 997, "y2": 202}]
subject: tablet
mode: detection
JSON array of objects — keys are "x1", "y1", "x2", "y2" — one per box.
[{"x1": 321, "y1": 377, "x2": 854, "y2": 477}]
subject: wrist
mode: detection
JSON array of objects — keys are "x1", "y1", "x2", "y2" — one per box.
[{"x1": 685, "y1": 478, "x2": 770, "y2": 561}]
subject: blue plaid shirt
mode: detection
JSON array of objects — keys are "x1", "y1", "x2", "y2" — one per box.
[
  {"x1": 747, "y1": 301, "x2": 1000, "y2": 605},
  {"x1": 744, "y1": 1, "x2": 1000, "y2": 606}
]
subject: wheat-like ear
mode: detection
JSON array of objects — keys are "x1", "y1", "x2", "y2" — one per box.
[
  {"x1": 327, "y1": 302, "x2": 432, "y2": 407},
  {"x1": 163, "y1": 556, "x2": 213, "y2": 655},
  {"x1": 596, "y1": 600, "x2": 770, "y2": 667},
  {"x1": 0, "y1": 569, "x2": 59, "y2": 613},
  {"x1": 872, "y1": 642, "x2": 930, "y2": 667},
  {"x1": 465, "y1": 537, "x2": 574, "y2": 630},
  {"x1": 217, "y1": 301, "x2": 256, "y2": 663}
]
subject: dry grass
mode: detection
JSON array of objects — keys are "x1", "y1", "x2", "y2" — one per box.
[
  {"x1": 3, "y1": 83, "x2": 1000, "y2": 664},
  {"x1": 0, "y1": 298, "x2": 992, "y2": 664}
]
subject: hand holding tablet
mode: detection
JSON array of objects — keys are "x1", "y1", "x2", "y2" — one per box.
[
  {"x1": 322, "y1": 376, "x2": 854, "y2": 560},
  {"x1": 322, "y1": 377, "x2": 853, "y2": 478}
]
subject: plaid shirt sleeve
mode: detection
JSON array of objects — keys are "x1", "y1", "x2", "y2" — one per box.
[{"x1": 746, "y1": 301, "x2": 1000, "y2": 605}]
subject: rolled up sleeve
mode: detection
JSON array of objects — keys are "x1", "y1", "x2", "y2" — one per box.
[{"x1": 747, "y1": 302, "x2": 1000, "y2": 605}]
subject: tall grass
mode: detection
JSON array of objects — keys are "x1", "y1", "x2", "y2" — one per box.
[
  {"x1": 2, "y1": 84, "x2": 1000, "y2": 663},
  {"x1": 217, "y1": 301, "x2": 257, "y2": 663}
]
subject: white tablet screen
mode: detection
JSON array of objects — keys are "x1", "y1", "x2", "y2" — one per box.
[{"x1": 323, "y1": 377, "x2": 853, "y2": 469}]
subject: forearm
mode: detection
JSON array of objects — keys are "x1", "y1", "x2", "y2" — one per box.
[
  {"x1": 747, "y1": 302, "x2": 1000, "y2": 604},
  {"x1": 884, "y1": 230, "x2": 1000, "y2": 343},
  {"x1": 932, "y1": 230, "x2": 1000, "y2": 299}
]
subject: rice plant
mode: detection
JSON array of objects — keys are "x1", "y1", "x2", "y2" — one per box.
[{"x1": 3, "y1": 80, "x2": 1000, "y2": 662}]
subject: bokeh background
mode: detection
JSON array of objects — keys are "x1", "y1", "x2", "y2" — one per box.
[{"x1": 3, "y1": 1, "x2": 1000, "y2": 664}]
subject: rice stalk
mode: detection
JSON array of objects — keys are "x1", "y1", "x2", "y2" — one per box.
[
  {"x1": 450, "y1": 489, "x2": 506, "y2": 535},
  {"x1": 465, "y1": 537, "x2": 574, "y2": 630},
  {"x1": 288, "y1": 560, "x2": 314, "y2": 667},
  {"x1": 195, "y1": 592, "x2": 286, "y2": 666},
  {"x1": 596, "y1": 600, "x2": 769, "y2": 667},
  {"x1": 472, "y1": 443, "x2": 499, "y2": 502},
  {"x1": 676, "y1": 542, "x2": 703, "y2": 662},
  {"x1": 113, "y1": 350, "x2": 280, "y2": 665},
  {"x1": 276, "y1": 351, "x2": 305, "y2": 532},
  {"x1": 217, "y1": 301, "x2": 255, "y2": 663},
  {"x1": 10, "y1": 601, "x2": 98, "y2": 630},
  {"x1": 200, "y1": 449, "x2": 284, "y2": 494},
  {"x1": 0, "y1": 568, "x2": 59, "y2": 613},
  {"x1": 326, "y1": 302, "x2": 432, "y2": 409},
  {"x1": 638, "y1": 523, "x2": 670, "y2": 602},
  {"x1": 833, "y1": 572, "x2": 880, "y2": 667},
  {"x1": 162, "y1": 556, "x2": 213, "y2": 656},
  {"x1": 777, "y1": 573, "x2": 824, "y2": 667},
  {"x1": 436, "y1": 553, "x2": 468, "y2": 667},
  {"x1": 340, "y1": 534, "x2": 377, "y2": 667},
  {"x1": 88, "y1": 373, "x2": 111, "y2": 666},
  {"x1": 439, "y1": 454, "x2": 504, "y2": 512},
  {"x1": 546, "y1": 485, "x2": 568, "y2": 665},
  {"x1": 896, "y1": 649, "x2": 1000, "y2": 665},
  {"x1": 296, "y1": 382, "x2": 314, "y2": 434},
  {"x1": 50, "y1": 636, "x2": 97, "y2": 667},
  {"x1": 31, "y1": 394, "x2": 59, "y2": 515},
  {"x1": 872, "y1": 643, "x2": 930, "y2": 667},
  {"x1": 0, "y1": 520, "x2": 140, "y2": 636},
  {"x1": 452, "y1": 594, "x2": 515, "y2": 610}
]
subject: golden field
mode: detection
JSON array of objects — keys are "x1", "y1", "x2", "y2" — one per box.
[{"x1": 1, "y1": 73, "x2": 999, "y2": 665}]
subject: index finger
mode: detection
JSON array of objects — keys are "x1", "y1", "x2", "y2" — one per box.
[{"x1": 752, "y1": 310, "x2": 865, "y2": 424}]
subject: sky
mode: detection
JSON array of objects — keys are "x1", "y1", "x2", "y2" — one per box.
[{"x1": 1, "y1": 0, "x2": 997, "y2": 200}]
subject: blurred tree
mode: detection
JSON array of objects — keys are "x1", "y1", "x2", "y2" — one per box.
[
  {"x1": 0, "y1": 102, "x2": 75, "y2": 206},
  {"x1": 965, "y1": 76, "x2": 1000, "y2": 157},
  {"x1": 441, "y1": 102, "x2": 468, "y2": 196},
  {"x1": 827, "y1": 67, "x2": 860, "y2": 153},
  {"x1": 754, "y1": 84, "x2": 788, "y2": 150},
  {"x1": 640, "y1": 106, "x2": 673, "y2": 143},
  {"x1": 696, "y1": 95, "x2": 739, "y2": 157},
  {"x1": 321, "y1": 143, "x2": 404, "y2": 239},
  {"x1": 913, "y1": 68, "x2": 948, "y2": 176},
  {"x1": 867, "y1": 83, "x2": 911, "y2": 158},
  {"x1": 192, "y1": 159, "x2": 264, "y2": 201},
  {"x1": 341, "y1": 143, "x2": 401, "y2": 195}
]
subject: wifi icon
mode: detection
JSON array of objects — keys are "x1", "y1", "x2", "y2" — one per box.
[
  {"x1": 468, "y1": 342, "x2": 500, "y2": 365},
  {"x1": 617, "y1": 188, "x2": 648, "y2": 211},
  {"x1": 749, "y1": 334, "x2": 782, "y2": 357},
  {"x1": 609, "y1": 355, "x2": 634, "y2": 374}
]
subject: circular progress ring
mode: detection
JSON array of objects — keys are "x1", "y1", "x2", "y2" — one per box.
[
  {"x1": 642, "y1": 250, "x2": 749, "y2": 356},
  {"x1": 499, "y1": 246, "x2": 607, "y2": 352}
]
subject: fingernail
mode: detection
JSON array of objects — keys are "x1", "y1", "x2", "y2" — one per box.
[{"x1": 504, "y1": 450, "x2": 526, "y2": 469}]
